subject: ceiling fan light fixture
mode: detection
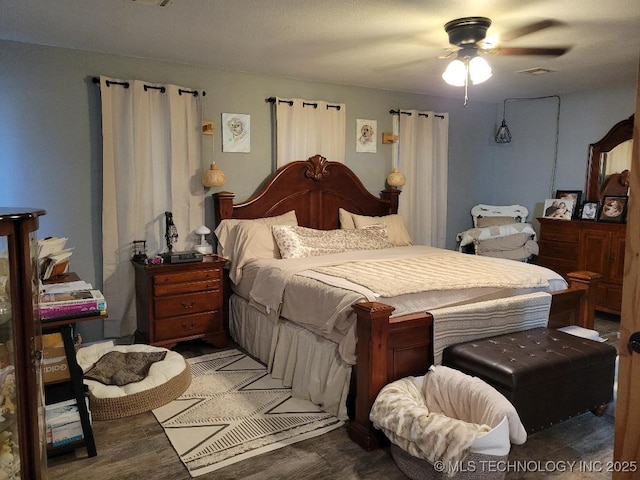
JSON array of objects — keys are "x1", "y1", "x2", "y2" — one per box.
[
  {"x1": 442, "y1": 54, "x2": 492, "y2": 87},
  {"x1": 442, "y1": 59, "x2": 467, "y2": 86},
  {"x1": 468, "y1": 56, "x2": 492, "y2": 84}
]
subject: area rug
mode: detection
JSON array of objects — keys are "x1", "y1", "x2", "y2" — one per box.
[{"x1": 152, "y1": 349, "x2": 344, "y2": 477}]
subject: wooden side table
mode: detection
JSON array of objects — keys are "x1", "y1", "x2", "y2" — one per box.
[{"x1": 132, "y1": 255, "x2": 228, "y2": 349}]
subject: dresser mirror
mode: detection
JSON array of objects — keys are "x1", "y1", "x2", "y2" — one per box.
[{"x1": 585, "y1": 114, "x2": 634, "y2": 202}]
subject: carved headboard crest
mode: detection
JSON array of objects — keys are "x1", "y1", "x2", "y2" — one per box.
[{"x1": 304, "y1": 154, "x2": 330, "y2": 181}]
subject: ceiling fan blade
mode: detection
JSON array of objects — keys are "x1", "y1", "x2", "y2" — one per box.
[
  {"x1": 487, "y1": 46, "x2": 570, "y2": 57},
  {"x1": 499, "y1": 19, "x2": 564, "y2": 42}
]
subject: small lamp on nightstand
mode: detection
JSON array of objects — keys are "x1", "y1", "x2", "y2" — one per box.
[{"x1": 194, "y1": 225, "x2": 213, "y2": 254}]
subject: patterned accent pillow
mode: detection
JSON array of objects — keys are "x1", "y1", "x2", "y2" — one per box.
[{"x1": 271, "y1": 225, "x2": 393, "y2": 259}]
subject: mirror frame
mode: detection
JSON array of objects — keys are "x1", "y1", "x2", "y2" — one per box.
[{"x1": 586, "y1": 114, "x2": 634, "y2": 202}]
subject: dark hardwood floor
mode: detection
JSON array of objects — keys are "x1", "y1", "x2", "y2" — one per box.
[{"x1": 47, "y1": 316, "x2": 620, "y2": 480}]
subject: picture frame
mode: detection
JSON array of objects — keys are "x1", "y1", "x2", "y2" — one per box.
[
  {"x1": 543, "y1": 198, "x2": 574, "y2": 220},
  {"x1": 580, "y1": 202, "x2": 599, "y2": 221},
  {"x1": 356, "y1": 119, "x2": 377, "y2": 153},
  {"x1": 598, "y1": 196, "x2": 627, "y2": 223},
  {"x1": 555, "y1": 190, "x2": 582, "y2": 218},
  {"x1": 222, "y1": 113, "x2": 250, "y2": 153}
]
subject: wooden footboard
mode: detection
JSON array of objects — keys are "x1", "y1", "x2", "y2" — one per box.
[{"x1": 347, "y1": 270, "x2": 601, "y2": 450}]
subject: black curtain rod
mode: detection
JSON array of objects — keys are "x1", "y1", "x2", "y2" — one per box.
[
  {"x1": 266, "y1": 97, "x2": 341, "y2": 110},
  {"x1": 389, "y1": 109, "x2": 445, "y2": 119},
  {"x1": 92, "y1": 77, "x2": 205, "y2": 96}
]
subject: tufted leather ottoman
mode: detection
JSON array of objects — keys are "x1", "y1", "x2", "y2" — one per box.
[{"x1": 441, "y1": 327, "x2": 617, "y2": 433}]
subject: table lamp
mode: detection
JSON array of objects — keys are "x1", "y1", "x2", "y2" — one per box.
[{"x1": 194, "y1": 225, "x2": 212, "y2": 254}]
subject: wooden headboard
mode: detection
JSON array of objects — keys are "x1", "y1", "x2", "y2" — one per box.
[{"x1": 212, "y1": 155, "x2": 400, "y2": 230}]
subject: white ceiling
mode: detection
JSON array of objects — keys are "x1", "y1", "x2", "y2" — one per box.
[{"x1": 1, "y1": 0, "x2": 639, "y2": 103}]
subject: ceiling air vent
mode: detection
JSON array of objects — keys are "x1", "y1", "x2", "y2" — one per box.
[
  {"x1": 518, "y1": 67, "x2": 557, "y2": 76},
  {"x1": 131, "y1": 0, "x2": 172, "y2": 6}
]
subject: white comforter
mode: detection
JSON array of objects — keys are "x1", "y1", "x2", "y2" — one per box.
[{"x1": 234, "y1": 246, "x2": 566, "y2": 364}]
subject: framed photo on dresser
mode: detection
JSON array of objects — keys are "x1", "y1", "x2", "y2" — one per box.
[
  {"x1": 598, "y1": 196, "x2": 627, "y2": 223},
  {"x1": 555, "y1": 190, "x2": 582, "y2": 218},
  {"x1": 543, "y1": 198, "x2": 574, "y2": 220},
  {"x1": 580, "y1": 202, "x2": 599, "y2": 220}
]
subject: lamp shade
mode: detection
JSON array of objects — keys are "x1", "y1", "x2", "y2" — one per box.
[
  {"x1": 442, "y1": 55, "x2": 492, "y2": 87},
  {"x1": 442, "y1": 59, "x2": 467, "y2": 86},
  {"x1": 469, "y1": 56, "x2": 492, "y2": 84},
  {"x1": 202, "y1": 162, "x2": 225, "y2": 187},
  {"x1": 386, "y1": 168, "x2": 406, "y2": 188}
]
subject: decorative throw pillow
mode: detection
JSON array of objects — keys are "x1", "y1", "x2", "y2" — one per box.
[
  {"x1": 84, "y1": 350, "x2": 167, "y2": 386},
  {"x1": 271, "y1": 224, "x2": 393, "y2": 259},
  {"x1": 352, "y1": 213, "x2": 413, "y2": 247}
]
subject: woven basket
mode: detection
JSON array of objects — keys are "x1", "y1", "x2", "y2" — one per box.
[
  {"x1": 390, "y1": 443, "x2": 507, "y2": 480},
  {"x1": 88, "y1": 361, "x2": 191, "y2": 421}
]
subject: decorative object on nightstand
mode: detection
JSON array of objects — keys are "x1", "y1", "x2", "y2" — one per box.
[
  {"x1": 164, "y1": 211, "x2": 178, "y2": 253},
  {"x1": 194, "y1": 225, "x2": 213, "y2": 254},
  {"x1": 131, "y1": 240, "x2": 148, "y2": 263},
  {"x1": 132, "y1": 255, "x2": 228, "y2": 349}
]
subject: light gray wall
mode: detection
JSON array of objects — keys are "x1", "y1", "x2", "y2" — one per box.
[
  {"x1": 487, "y1": 89, "x2": 635, "y2": 234},
  {"x1": 0, "y1": 39, "x2": 636, "y2": 342}
]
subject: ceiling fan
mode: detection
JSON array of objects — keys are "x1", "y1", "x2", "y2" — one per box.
[
  {"x1": 441, "y1": 17, "x2": 569, "y2": 105},
  {"x1": 442, "y1": 17, "x2": 570, "y2": 59}
]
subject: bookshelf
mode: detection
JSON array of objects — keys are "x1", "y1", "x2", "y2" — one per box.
[{"x1": 42, "y1": 273, "x2": 107, "y2": 458}]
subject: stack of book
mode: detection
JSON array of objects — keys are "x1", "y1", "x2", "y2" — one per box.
[
  {"x1": 39, "y1": 281, "x2": 107, "y2": 321},
  {"x1": 45, "y1": 398, "x2": 90, "y2": 447},
  {"x1": 38, "y1": 237, "x2": 74, "y2": 280}
]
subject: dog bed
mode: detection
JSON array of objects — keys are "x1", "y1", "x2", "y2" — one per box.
[{"x1": 77, "y1": 342, "x2": 191, "y2": 420}]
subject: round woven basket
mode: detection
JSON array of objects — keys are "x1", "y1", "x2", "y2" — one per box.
[
  {"x1": 390, "y1": 443, "x2": 507, "y2": 480},
  {"x1": 88, "y1": 361, "x2": 191, "y2": 421}
]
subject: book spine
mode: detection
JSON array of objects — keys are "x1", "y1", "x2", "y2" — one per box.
[
  {"x1": 40, "y1": 291, "x2": 105, "y2": 307},
  {"x1": 39, "y1": 301, "x2": 106, "y2": 319}
]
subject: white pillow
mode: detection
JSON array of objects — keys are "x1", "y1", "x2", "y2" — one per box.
[
  {"x1": 227, "y1": 221, "x2": 281, "y2": 284},
  {"x1": 271, "y1": 225, "x2": 393, "y2": 259},
  {"x1": 339, "y1": 208, "x2": 356, "y2": 229},
  {"x1": 351, "y1": 212, "x2": 412, "y2": 247},
  {"x1": 213, "y1": 210, "x2": 298, "y2": 259}
]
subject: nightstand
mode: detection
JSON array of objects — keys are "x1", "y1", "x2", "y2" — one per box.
[{"x1": 132, "y1": 255, "x2": 228, "y2": 349}]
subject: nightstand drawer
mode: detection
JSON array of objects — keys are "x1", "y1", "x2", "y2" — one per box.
[
  {"x1": 153, "y1": 269, "x2": 220, "y2": 285},
  {"x1": 154, "y1": 291, "x2": 219, "y2": 318},
  {"x1": 154, "y1": 311, "x2": 221, "y2": 341},
  {"x1": 154, "y1": 279, "x2": 220, "y2": 297}
]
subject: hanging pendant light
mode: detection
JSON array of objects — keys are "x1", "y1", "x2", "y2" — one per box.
[{"x1": 495, "y1": 99, "x2": 512, "y2": 144}]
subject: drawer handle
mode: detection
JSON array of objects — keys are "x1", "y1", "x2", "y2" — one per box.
[
  {"x1": 182, "y1": 322, "x2": 197, "y2": 331},
  {"x1": 181, "y1": 300, "x2": 196, "y2": 309}
]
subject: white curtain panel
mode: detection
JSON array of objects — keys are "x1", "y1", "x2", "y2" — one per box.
[
  {"x1": 395, "y1": 110, "x2": 449, "y2": 248},
  {"x1": 100, "y1": 76, "x2": 203, "y2": 338},
  {"x1": 275, "y1": 97, "x2": 346, "y2": 167}
]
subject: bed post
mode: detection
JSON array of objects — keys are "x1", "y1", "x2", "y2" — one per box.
[
  {"x1": 348, "y1": 301, "x2": 395, "y2": 450},
  {"x1": 380, "y1": 189, "x2": 400, "y2": 214},
  {"x1": 212, "y1": 191, "x2": 235, "y2": 224},
  {"x1": 565, "y1": 270, "x2": 601, "y2": 330}
]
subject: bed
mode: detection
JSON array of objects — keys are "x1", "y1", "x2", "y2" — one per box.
[{"x1": 212, "y1": 154, "x2": 600, "y2": 450}]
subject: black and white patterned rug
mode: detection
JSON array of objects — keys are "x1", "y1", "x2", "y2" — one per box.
[{"x1": 153, "y1": 349, "x2": 344, "y2": 477}]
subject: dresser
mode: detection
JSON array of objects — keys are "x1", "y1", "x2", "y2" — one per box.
[
  {"x1": 132, "y1": 255, "x2": 228, "y2": 349},
  {"x1": 537, "y1": 218, "x2": 626, "y2": 315}
]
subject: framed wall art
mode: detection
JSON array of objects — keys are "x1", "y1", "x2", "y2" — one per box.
[
  {"x1": 356, "y1": 119, "x2": 377, "y2": 153},
  {"x1": 222, "y1": 113, "x2": 250, "y2": 153}
]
